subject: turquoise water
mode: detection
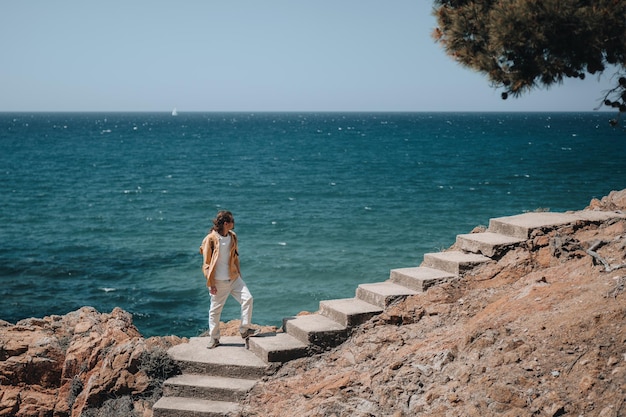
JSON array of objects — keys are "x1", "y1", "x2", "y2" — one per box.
[{"x1": 1, "y1": 112, "x2": 624, "y2": 337}]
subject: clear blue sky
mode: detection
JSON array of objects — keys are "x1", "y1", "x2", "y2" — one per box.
[{"x1": 1, "y1": 1, "x2": 616, "y2": 112}]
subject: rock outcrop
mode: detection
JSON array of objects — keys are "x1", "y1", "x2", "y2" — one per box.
[{"x1": 0, "y1": 307, "x2": 184, "y2": 417}]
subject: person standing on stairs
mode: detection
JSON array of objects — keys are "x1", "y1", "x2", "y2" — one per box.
[{"x1": 200, "y1": 210, "x2": 258, "y2": 349}]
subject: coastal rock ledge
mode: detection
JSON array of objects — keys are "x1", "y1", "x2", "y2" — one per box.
[
  {"x1": 2, "y1": 189, "x2": 626, "y2": 417},
  {"x1": 0, "y1": 307, "x2": 184, "y2": 417}
]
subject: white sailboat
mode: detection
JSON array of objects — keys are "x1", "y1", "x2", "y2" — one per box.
[{"x1": 171, "y1": 107, "x2": 178, "y2": 116}]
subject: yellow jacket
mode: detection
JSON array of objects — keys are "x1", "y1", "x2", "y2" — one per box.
[{"x1": 199, "y1": 230, "x2": 241, "y2": 288}]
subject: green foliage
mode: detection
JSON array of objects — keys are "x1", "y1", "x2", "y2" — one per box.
[{"x1": 433, "y1": 0, "x2": 626, "y2": 124}]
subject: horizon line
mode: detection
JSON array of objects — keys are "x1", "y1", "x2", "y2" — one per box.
[{"x1": 0, "y1": 109, "x2": 615, "y2": 114}]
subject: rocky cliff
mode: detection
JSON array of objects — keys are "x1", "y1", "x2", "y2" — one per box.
[
  {"x1": 241, "y1": 190, "x2": 626, "y2": 416},
  {"x1": 0, "y1": 307, "x2": 184, "y2": 417},
  {"x1": 1, "y1": 190, "x2": 625, "y2": 417}
]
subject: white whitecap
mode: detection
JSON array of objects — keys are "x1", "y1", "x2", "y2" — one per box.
[
  {"x1": 100, "y1": 287, "x2": 116, "y2": 293},
  {"x1": 278, "y1": 242, "x2": 287, "y2": 246}
]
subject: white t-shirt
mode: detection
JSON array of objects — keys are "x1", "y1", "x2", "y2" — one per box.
[{"x1": 214, "y1": 234, "x2": 232, "y2": 281}]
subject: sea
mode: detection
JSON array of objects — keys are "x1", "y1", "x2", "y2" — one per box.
[{"x1": 1, "y1": 112, "x2": 625, "y2": 337}]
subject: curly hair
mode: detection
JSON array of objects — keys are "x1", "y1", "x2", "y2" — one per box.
[{"x1": 211, "y1": 210, "x2": 234, "y2": 234}]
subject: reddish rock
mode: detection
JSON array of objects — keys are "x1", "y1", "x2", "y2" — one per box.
[
  {"x1": 0, "y1": 307, "x2": 184, "y2": 417},
  {"x1": 587, "y1": 189, "x2": 626, "y2": 211}
]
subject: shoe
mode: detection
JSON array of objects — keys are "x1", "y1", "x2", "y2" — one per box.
[
  {"x1": 240, "y1": 328, "x2": 260, "y2": 339},
  {"x1": 207, "y1": 338, "x2": 220, "y2": 349}
]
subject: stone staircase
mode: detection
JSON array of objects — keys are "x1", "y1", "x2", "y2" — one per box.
[
  {"x1": 153, "y1": 209, "x2": 625, "y2": 416},
  {"x1": 153, "y1": 336, "x2": 267, "y2": 417}
]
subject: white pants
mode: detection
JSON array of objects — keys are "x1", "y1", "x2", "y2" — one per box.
[{"x1": 208, "y1": 277, "x2": 253, "y2": 340}]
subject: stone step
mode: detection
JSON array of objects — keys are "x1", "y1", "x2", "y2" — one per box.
[
  {"x1": 489, "y1": 210, "x2": 626, "y2": 239},
  {"x1": 456, "y1": 232, "x2": 525, "y2": 257},
  {"x1": 389, "y1": 266, "x2": 456, "y2": 291},
  {"x1": 162, "y1": 374, "x2": 256, "y2": 402},
  {"x1": 422, "y1": 251, "x2": 491, "y2": 276},
  {"x1": 248, "y1": 332, "x2": 309, "y2": 363},
  {"x1": 283, "y1": 314, "x2": 348, "y2": 348},
  {"x1": 356, "y1": 281, "x2": 418, "y2": 308},
  {"x1": 319, "y1": 298, "x2": 383, "y2": 327},
  {"x1": 574, "y1": 210, "x2": 626, "y2": 223},
  {"x1": 488, "y1": 212, "x2": 578, "y2": 239},
  {"x1": 153, "y1": 396, "x2": 239, "y2": 417},
  {"x1": 167, "y1": 336, "x2": 267, "y2": 379}
]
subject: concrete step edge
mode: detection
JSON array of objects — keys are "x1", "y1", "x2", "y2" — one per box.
[
  {"x1": 319, "y1": 298, "x2": 383, "y2": 327},
  {"x1": 165, "y1": 373, "x2": 258, "y2": 388},
  {"x1": 153, "y1": 396, "x2": 239, "y2": 417},
  {"x1": 488, "y1": 212, "x2": 578, "y2": 239},
  {"x1": 456, "y1": 232, "x2": 525, "y2": 257},
  {"x1": 389, "y1": 266, "x2": 456, "y2": 291},
  {"x1": 284, "y1": 314, "x2": 348, "y2": 347},
  {"x1": 356, "y1": 281, "x2": 419, "y2": 308},
  {"x1": 248, "y1": 332, "x2": 309, "y2": 363},
  {"x1": 167, "y1": 336, "x2": 268, "y2": 379},
  {"x1": 162, "y1": 374, "x2": 257, "y2": 401},
  {"x1": 489, "y1": 210, "x2": 626, "y2": 239},
  {"x1": 422, "y1": 251, "x2": 491, "y2": 275}
]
